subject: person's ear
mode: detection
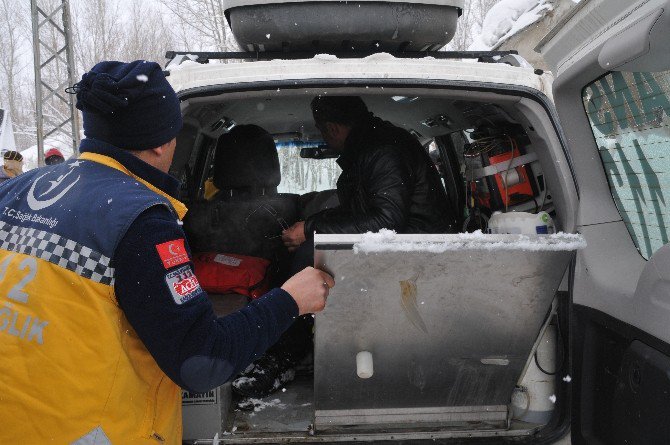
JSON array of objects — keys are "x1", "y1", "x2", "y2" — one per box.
[
  {"x1": 320, "y1": 122, "x2": 333, "y2": 138},
  {"x1": 149, "y1": 139, "x2": 175, "y2": 157},
  {"x1": 332, "y1": 122, "x2": 352, "y2": 140},
  {"x1": 328, "y1": 122, "x2": 348, "y2": 139}
]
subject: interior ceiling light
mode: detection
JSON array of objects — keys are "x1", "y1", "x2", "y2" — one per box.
[{"x1": 211, "y1": 117, "x2": 236, "y2": 132}]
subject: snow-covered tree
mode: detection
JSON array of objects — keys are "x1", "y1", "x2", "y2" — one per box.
[
  {"x1": 156, "y1": 0, "x2": 239, "y2": 52},
  {"x1": 448, "y1": 0, "x2": 500, "y2": 50},
  {"x1": 0, "y1": 0, "x2": 35, "y2": 150},
  {"x1": 2, "y1": 0, "x2": 577, "y2": 157}
]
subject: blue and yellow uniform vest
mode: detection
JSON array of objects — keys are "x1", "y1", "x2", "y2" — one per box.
[{"x1": 0, "y1": 152, "x2": 187, "y2": 444}]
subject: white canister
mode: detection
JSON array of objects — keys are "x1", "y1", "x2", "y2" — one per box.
[
  {"x1": 356, "y1": 351, "x2": 374, "y2": 379},
  {"x1": 488, "y1": 211, "x2": 555, "y2": 235}
]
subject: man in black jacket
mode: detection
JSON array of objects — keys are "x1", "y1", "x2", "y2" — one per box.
[{"x1": 282, "y1": 96, "x2": 457, "y2": 251}]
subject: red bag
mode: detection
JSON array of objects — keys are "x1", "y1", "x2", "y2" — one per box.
[{"x1": 192, "y1": 252, "x2": 271, "y2": 299}]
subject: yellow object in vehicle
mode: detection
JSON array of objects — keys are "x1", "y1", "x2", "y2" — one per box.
[{"x1": 204, "y1": 177, "x2": 219, "y2": 200}]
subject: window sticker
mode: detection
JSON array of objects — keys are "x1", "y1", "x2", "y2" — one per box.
[{"x1": 582, "y1": 71, "x2": 670, "y2": 259}]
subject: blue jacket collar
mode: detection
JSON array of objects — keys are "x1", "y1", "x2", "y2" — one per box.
[{"x1": 79, "y1": 138, "x2": 180, "y2": 198}]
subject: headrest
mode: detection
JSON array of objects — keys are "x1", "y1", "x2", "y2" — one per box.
[
  {"x1": 213, "y1": 125, "x2": 281, "y2": 192},
  {"x1": 311, "y1": 95, "x2": 371, "y2": 126}
]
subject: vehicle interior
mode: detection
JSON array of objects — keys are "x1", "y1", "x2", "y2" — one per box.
[
  {"x1": 174, "y1": 89, "x2": 575, "y2": 226},
  {"x1": 171, "y1": 87, "x2": 578, "y2": 443}
]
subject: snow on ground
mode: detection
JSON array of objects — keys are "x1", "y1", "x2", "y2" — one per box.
[
  {"x1": 469, "y1": 0, "x2": 554, "y2": 51},
  {"x1": 237, "y1": 397, "x2": 286, "y2": 413}
]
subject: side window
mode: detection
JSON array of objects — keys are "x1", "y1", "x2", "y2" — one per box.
[{"x1": 582, "y1": 71, "x2": 670, "y2": 259}]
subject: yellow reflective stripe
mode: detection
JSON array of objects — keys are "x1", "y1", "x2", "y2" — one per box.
[
  {"x1": 70, "y1": 426, "x2": 112, "y2": 445},
  {"x1": 78, "y1": 152, "x2": 188, "y2": 220}
]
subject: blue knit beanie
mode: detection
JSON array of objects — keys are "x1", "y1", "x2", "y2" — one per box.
[{"x1": 71, "y1": 60, "x2": 183, "y2": 150}]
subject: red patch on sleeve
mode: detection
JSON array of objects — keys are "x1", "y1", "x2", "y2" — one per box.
[{"x1": 156, "y1": 239, "x2": 190, "y2": 269}]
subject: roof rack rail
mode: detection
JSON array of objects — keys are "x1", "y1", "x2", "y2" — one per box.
[{"x1": 165, "y1": 50, "x2": 520, "y2": 66}]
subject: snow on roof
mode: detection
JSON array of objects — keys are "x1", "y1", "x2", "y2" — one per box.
[
  {"x1": 166, "y1": 52, "x2": 552, "y2": 97},
  {"x1": 469, "y1": 0, "x2": 554, "y2": 51}
]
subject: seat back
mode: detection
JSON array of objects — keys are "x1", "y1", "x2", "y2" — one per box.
[
  {"x1": 185, "y1": 125, "x2": 299, "y2": 260},
  {"x1": 186, "y1": 195, "x2": 299, "y2": 258}
]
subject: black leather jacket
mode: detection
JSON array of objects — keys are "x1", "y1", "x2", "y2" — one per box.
[{"x1": 305, "y1": 117, "x2": 458, "y2": 235}]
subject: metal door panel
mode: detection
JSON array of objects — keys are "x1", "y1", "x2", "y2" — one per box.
[{"x1": 313, "y1": 233, "x2": 581, "y2": 430}]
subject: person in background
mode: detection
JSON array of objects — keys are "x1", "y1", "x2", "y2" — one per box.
[
  {"x1": 0, "y1": 60, "x2": 334, "y2": 445},
  {"x1": 45, "y1": 147, "x2": 65, "y2": 165},
  {"x1": 0, "y1": 150, "x2": 23, "y2": 184}
]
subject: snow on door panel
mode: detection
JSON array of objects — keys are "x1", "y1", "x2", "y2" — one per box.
[{"x1": 582, "y1": 71, "x2": 670, "y2": 259}]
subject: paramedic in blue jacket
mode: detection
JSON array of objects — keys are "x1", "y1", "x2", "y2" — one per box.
[{"x1": 0, "y1": 60, "x2": 333, "y2": 444}]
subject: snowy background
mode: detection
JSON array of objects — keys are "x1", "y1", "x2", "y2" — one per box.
[
  {"x1": 0, "y1": 0, "x2": 581, "y2": 172},
  {"x1": 468, "y1": 0, "x2": 578, "y2": 51}
]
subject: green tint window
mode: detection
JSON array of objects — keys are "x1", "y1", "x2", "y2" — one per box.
[{"x1": 583, "y1": 71, "x2": 670, "y2": 259}]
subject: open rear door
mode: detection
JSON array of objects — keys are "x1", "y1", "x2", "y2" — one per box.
[
  {"x1": 313, "y1": 232, "x2": 582, "y2": 438},
  {"x1": 540, "y1": 1, "x2": 670, "y2": 443}
]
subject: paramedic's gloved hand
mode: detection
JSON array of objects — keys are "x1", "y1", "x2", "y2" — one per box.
[
  {"x1": 282, "y1": 266, "x2": 334, "y2": 315},
  {"x1": 282, "y1": 221, "x2": 306, "y2": 252}
]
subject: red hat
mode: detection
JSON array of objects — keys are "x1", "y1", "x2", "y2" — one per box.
[{"x1": 45, "y1": 148, "x2": 64, "y2": 159}]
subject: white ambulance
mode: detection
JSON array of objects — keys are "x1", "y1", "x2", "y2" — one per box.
[{"x1": 166, "y1": 0, "x2": 670, "y2": 443}]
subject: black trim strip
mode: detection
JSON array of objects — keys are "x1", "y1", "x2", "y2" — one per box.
[
  {"x1": 573, "y1": 304, "x2": 670, "y2": 358},
  {"x1": 315, "y1": 244, "x2": 355, "y2": 251},
  {"x1": 166, "y1": 50, "x2": 520, "y2": 63}
]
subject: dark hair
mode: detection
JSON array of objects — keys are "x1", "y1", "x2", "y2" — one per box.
[
  {"x1": 311, "y1": 96, "x2": 371, "y2": 126},
  {"x1": 45, "y1": 155, "x2": 65, "y2": 165}
]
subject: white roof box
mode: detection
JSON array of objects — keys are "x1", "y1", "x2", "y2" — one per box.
[{"x1": 223, "y1": 0, "x2": 464, "y2": 53}]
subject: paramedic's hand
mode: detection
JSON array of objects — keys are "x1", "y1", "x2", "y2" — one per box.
[
  {"x1": 282, "y1": 266, "x2": 335, "y2": 315},
  {"x1": 282, "y1": 221, "x2": 306, "y2": 252}
]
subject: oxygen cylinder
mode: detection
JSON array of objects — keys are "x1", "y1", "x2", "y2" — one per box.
[{"x1": 511, "y1": 324, "x2": 557, "y2": 424}]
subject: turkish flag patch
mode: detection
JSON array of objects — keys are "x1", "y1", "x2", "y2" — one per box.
[{"x1": 156, "y1": 239, "x2": 190, "y2": 269}]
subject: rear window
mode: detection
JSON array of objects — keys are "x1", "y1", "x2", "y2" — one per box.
[
  {"x1": 276, "y1": 143, "x2": 341, "y2": 194},
  {"x1": 583, "y1": 71, "x2": 670, "y2": 259}
]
